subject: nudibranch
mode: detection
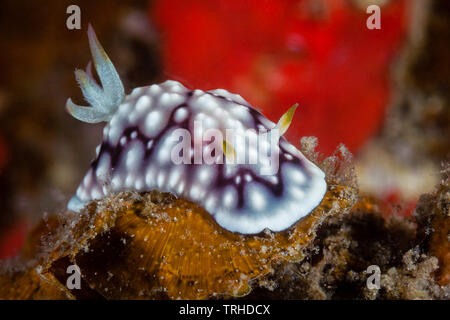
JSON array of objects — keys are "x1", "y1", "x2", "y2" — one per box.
[{"x1": 67, "y1": 25, "x2": 326, "y2": 234}]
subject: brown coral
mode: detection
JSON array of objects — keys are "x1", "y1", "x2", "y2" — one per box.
[{"x1": 1, "y1": 145, "x2": 448, "y2": 300}]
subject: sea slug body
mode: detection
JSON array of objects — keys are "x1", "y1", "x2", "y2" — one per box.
[{"x1": 67, "y1": 25, "x2": 327, "y2": 234}]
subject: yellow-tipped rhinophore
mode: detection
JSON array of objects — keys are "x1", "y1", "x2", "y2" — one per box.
[{"x1": 276, "y1": 103, "x2": 299, "y2": 136}]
